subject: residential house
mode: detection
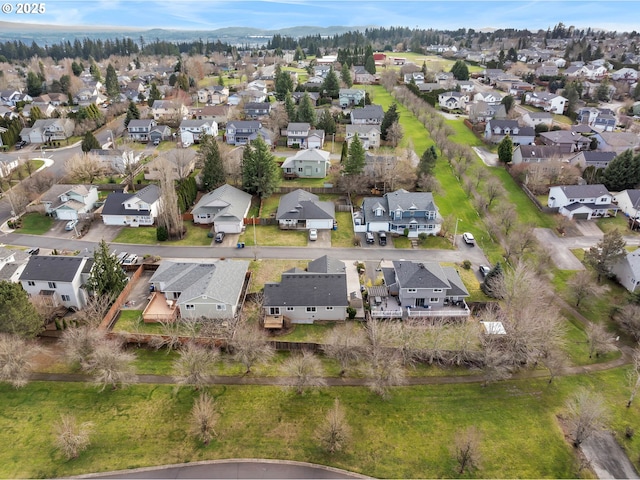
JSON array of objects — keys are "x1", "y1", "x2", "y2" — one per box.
[
  {"x1": 179, "y1": 119, "x2": 217, "y2": 145},
  {"x1": 375, "y1": 260, "x2": 469, "y2": 318},
  {"x1": 23, "y1": 102, "x2": 55, "y2": 118},
  {"x1": 263, "y1": 255, "x2": 349, "y2": 326},
  {"x1": 568, "y1": 150, "x2": 616, "y2": 171},
  {"x1": 0, "y1": 106, "x2": 18, "y2": 121},
  {"x1": 524, "y1": 92, "x2": 567, "y2": 114},
  {"x1": 339, "y1": 88, "x2": 365, "y2": 108},
  {"x1": 612, "y1": 250, "x2": 640, "y2": 292},
  {"x1": 438, "y1": 91, "x2": 469, "y2": 111},
  {"x1": 127, "y1": 119, "x2": 157, "y2": 142},
  {"x1": 0, "y1": 247, "x2": 29, "y2": 283},
  {"x1": 276, "y1": 189, "x2": 335, "y2": 230},
  {"x1": 191, "y1": 183, "x2": 252, "y2": 233},
  {"x1": 539, "y1": 130, "x2": 591, "y2": 153},
  {"x1": 144, "y1": 149, "x2": 196, "y2": 181},
  {"x1": 313, "y1": 65, "x2": 332, "y2": 78},
  {"x1": 225, "y1": 120, "x2": 262, "y2": 145},
  {"x1": 358, "y1": 189, "x2": 440, "y2": 237},
  {"x1": 511, "y1": 145, "x2": 566, "y2": 165},
  {"x1": 306, "y1": 130, "x2": 326, "y2": 150},
  {"x1": 89, "y1": 149, "x2": 141, "y2": 174},
  {"x1": 352, "y1": 66, "x2": 376, "y2": 84},
  {"x1": 580, "y1": 64, "x2": 608, "y2": 80},
  {"x1": 484, "y1": 120, "x2": 535, "y2": 145},
  {"x1": 20, "y1": 119, "x2": 74, "y2": 144},
  {"x1": 547, "y1": 184, "x2": 618, "y2": 220},
  {"x1": 592, "y1": 131, "x2": 640, "y2": 154},
  {"x1": 292, "y1": 92, "x2": 320, "y2": 106},
  {"x1": 237, "y1": 89, "x2": 267, "y2": 104},
  {"x1": 468, "y1": 101, "x2": 507, "y2": 123},
  {"x1": 148, "y1": 259, "x2": 249, "y2": 321},
  {"x1": 535, "y1": 62, "x2": 560, "y2": 77},
  {"x1": 281, "y1": 149, "x2": 331, "y2": 179},
  {"x1": 436, "y1": 72, "x2": 455, "y2": 87},
  {"x1": 0, "y1": 89, "x2": 31, "y2": 107},
  {"x1": 101, "y1": 184, "x2": 161, "y2": 226},
  {"x1": 457, "y1": 81, "x2": 475, "y2": 93},
  {"x1": 474, "y1": 91, "x2": 503, "y2": 105},
  {"x1": 417, "y1": 83, "x2": 444, "y2": 93},
  {"x1": 152, "y1": 100, "x2": 189, "y2": 121},
  {"x1": 364, "y1": 152, "x2": 397, "y2": 179},
  {"x1": 350, "y1": 105, "x2": 384, "y2": 125},
  {"x1": 20, "y1": 255, "x2": 93, "y2": 310},
  {"x1": 578, "y1": 107, "x2": 616, "y2": 132},
  {"x1": 611, "y1": 68, "x2": 638, "y2": 82},
  {"x1": 345, "y1": 125, "x2": 380, "y2": 150},
  {"x1": 521, "y1": 111, "x2": 553, "y2": 128},
  {"x1": 148, "y1": 125, "x2": 172, "y2": 144},
  {"x1": 196, "y1": 86, "x2": 229, "y2": 105},
  {"x1": 191, "y1": 105, "x2": 230, "y2": 126},
  {"x1": 0, "y1": 155, "x2": 19, "y2": 178},
  {"x1": 286, "y1": 122, "x2": 311, "y2": 148},
  {"x1": 40, "y1": 184, "x2": 99, "y2": 221},
  {"x1": 243, "y1": 102, "x2": 271, "y2": 119}
]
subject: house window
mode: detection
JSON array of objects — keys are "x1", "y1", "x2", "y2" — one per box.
[
  {"x1": 216, "y1": 304, "x2": 226, "y2": 311},
  {"x1": 407, "y1": 288, "x2": 417, "y2": 293},
  {"x1": 306, "y1": 307, "x2": 317, "y2": 312},
  {"x1": 61, "y1": 295, "x2": 71, "y2": 302},
  {"x1": 430, "y1": 298, "x2": 439, "y2": 303},
  {"x1": 27, "y1": 281, "x2": 35, "y2": 286},
  {"x1": 326, "y1": 306, "x2": 334, "y2": 311},
  {"x1": 433, "y1": 289, "x2": 443, "y2": 293},
  {"x1": 185, "y1": 304, "x2": 195, "y2": 310},
  {"x1": 269, "y1": 307, "x2": 280, "y2": 315},
  {"x1": 286, "y1": 307, "x2": 295, "y2": 311},
  {"x1": 48, "y1": 282, "x2": 56, "y2": 289}
]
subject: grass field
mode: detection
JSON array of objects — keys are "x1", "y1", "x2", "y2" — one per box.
[
  {"x1": 239, "y1": 225, "x2": 307, "y2": 247},
  {"x1": 16, "y1": 213, "x2": 53, "y2": 235},
  {"x1": 114, "y1": 223, "x2": 212, "y2": 246},
  {"x1": 332, "y1": 211, "x2": 355, "y2": 247},
  {"x1": 248, "y1": 259, "x2": 309, "y2": 293}
]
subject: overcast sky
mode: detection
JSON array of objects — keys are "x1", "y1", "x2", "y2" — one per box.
[{"x1": 6, "y1": 0, "x2": 637, "y2": 32}]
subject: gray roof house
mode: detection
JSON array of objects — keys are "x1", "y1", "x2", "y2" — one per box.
[
  {"x1": 191, "y1": 183, "x2": 252, "y2": 233},
  {"x1": 613, "y1": 189, "x2": 640, "y2": 221},
  {"x1": 373, "y1": 260, "x2": 469, "y2": 318},
  {"x1": 511, "y1": 145, "x2": 566, "y2": 165},
  {"x1": 568, "y1": 151, "x2": 617, "y2": 170},
  {"x1": 149, "y1": 259, "x2": 249, "y2": 320},
  {"x1": 127, "y1": 119, "x2": 157, "y2": 142},
  {"x1": 0, "y1": 246, "x2": 29, "y2": 283},
  {"x1": 345, "y1": 124, "x2": 380, "y2": 150},
  {"x1": 101, "y1": 184, "x2": 161, "y2": 226},
  {"x1": 20, "y1": 119, "x2": 74, "y2": 144},
  {"x1": 484, "y1": 120, "x2": 535, "y2": 145},
  {"x1": 276, "y1": 189, "x2": 335, "y2": 230},
  {"x1": 263, "y1": 255, "x2": 349, "y2": 326},
  {"x1": 547, "y1": 184, "x2": 618, "y2": 220},
  {"x1": 39, "y1": 184, "x2": 99, "y2": 221},
  {"x1": 19, "y1": 255, "x2": 94, "y2": 310},
  {"x1": 225, "y1": 120, "x2": 262, "y2": 145},
  {"x1": 539, "y1": 130, "x2": 591, "y2": 153},
  {"x1": 359, "y1": 189, "x2": 440, "y2": 238},
  {"x1": 613, "y1": 251, "x2": 640, "y2": 293},
  {"x1": 350, "y1": 105, "x2": 384, "y2": 125},
  {"x1": 281, "y1": 149, "x2": 331, "y2": 179}
]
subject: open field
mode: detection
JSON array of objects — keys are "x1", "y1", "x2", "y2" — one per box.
[{"x1": 113, "y1": 223, "x2": 212, "y2": 246}]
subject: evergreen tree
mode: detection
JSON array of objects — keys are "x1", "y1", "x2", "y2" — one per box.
[
  {"x1": 364, "y1": 45, "x2": 376, "y2": 75},
  {"x1": 71, "y1": 61, "x2": 83, "y2": 77},
  {"x1": 481, "y1": 262, "x2": 504, "y2": 299},
  {"x1": 148, "y1": 82, "x2": 161, "y2": 107},
  {"x1": 380, "y1": 103, "x2": 399, "y2": 141},
  {"x1": 344, "y1": 135, "x2": 365, "y2": 175},
  {"x1": 242, "y1": 136, "x2": 280, "y2": 199},
  {"x1": 0, "y1": 281, "x2": 43, "y2": 337},
  {"x1": 124, "y1": 101, "x2": 140, "y2": 127},
  {"x1": 85, "y1": 239, "x2": 128, "y2": 300},
  {"x1": 89, "y1": 59, "x2": 102, "y2": 82},
  {"x1": 501, "y1": 95, "x2": 515, "y2": 113},
  {"x1": 317, "y1": 108, "x2": 336, "y2": 136},
  {"x1": 81, "y1": 131, "x2": 100, "y2": 153},
  {"x1": 105, "y1": 63, "x2": 119, "y2": 98},
  {"x1": 296, "y1": 92, "x2": 317, "y2": 126},
  {"x1": 199, "y1": 135, "x2": 225, "y2": 192},
  {"x1": 417, "y1": 146, "x2": 437, "y2": 177},
  {"x1": 340, "y1": 63, "x2": 353, "y2": 88},
  {"x1": 340, "y1": 140, "x2": 348, "y2": 164},
  {"x1": 497, "y1": 135, "x2": 513, "y2": 163},
  {"x1": 601, "y1": 150, "x2": 640, "y2": 191},
  {"x1": 450, "y1": 60, "x2": 469, "y2": 80},
  {"x1": 26, "y1": 71, "x2": 42, "y2": 97},
  {"x1": 322, "y1": 67, "x2": 340, "y2": 98},
  {"x1": 284, "y1": 91, "x2": 296, "y2": 122},
  {"x1": 633, "y1": 81, "x2": 640, "y2": 101},
  {"x1": 275, "y1": 65, "x2": 294, "y2": 101},
  {"x1": 175, "y1": 73, "x2": 189, "y2": 92}
]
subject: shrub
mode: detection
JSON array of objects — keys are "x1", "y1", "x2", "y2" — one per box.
[
  {"x1": 462, "y1": 260, "x2": 472, "y2": 270},
  {"x1": 346, "y1": 306, "x2": 357, "y2": 319},
  {"x1": 156, "y1": 225, "x2": 168, "y2": 241}
]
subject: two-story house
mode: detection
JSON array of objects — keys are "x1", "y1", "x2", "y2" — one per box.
[
  {"x1": 352, "y1": 66, "x2": 376, "y2": 84},
  {"x1": 243, "y1": 102, "x2": 271, "y2": 119},
  {"x1": 359, "y1": 189, "x2": 441, "y2": 237},
  {"x1": 286, "y1": 122, "x2": 311, "y2": 148},
  {"x1": 101, "y1": 184, "x2": 161, "y2": 226},
  {"x1": 20, "y1": 119, "x2": 74, "y2": 144},
  {"x1": 438, "y1": 91, "x2": 470, "y2": 111},
  {"x1": 339, "y1": 88, "x2": 365, "y2": 108},
  {"x1": 20, "y1": 255, "x2": 94, "y2": 310},
  {"x1": 127, "y1": 119, "x2": 157, "y2": 142},
  {"x1": 225, "y1": 120, "x2": 262, "y2": 145},
  {"x1": 484, "y1": 120, "x2": 535, "y2": 145},
  {"x1": 179, "y1": 119, "x2": 218, "y2": 145},
  {"x1": 524, "y1": 92, "x2": 567, "y2": 114},
  {"x1": 89, "y1": 149, "x2": 141, "y2": 174},
  {"x1": 152, "y1": 100, "x2": 189, "y2": 121},
  {"x1": 547, "y1": 184, "x2": 618, "y2": 220},
  {"x1": 190, "y1": 105, "x2": 230, "y2": 126},
  {"x1": 350, "y1": 105, "x2": 384, "y2": 125},
  {"x1": 39, "y1": 184, "x2": 99, "y2": 221},
  {"x1": 345, "y1": 124, "x2": 381, "y2": 150},
  {"x1": 281, "y1": 149, "x2": 331, "y2": 179},
  {"x1": 0, "y1": 246, "x2": 29, "y2": 283},
  {"x1": 539, "y1": 130, "x2": 592, "y2": 153},
  {"x1": 577, "y1": 108, "x2": 616, "y2": 132}
]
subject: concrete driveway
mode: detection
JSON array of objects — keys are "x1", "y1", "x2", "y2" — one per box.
[
  {"x1": 534, "y1": 228, "x2": 585, "y2": 270},
  {"x1": 81, "y1": 222, "x2": 122, "y2": 243}
]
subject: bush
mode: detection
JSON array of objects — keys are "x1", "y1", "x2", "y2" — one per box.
[
  {"x1": 353, "y1": 235, "x2": 362, "y2": 247},
  {"x1": 346, "y1": 306, "x2": 357, "y2": 319},
  {"x1": 462, "y1": 259, "x2": 472, "y2": 270},
  {"x1": 403, "y1": 228, "x2": 409, "y2": 237},
  {"x1": 156, "y1": 225, "x2": 168, "y2": 241},
  {"x1": 418, "y1": 232, "x2": 428, "y2": 244}
]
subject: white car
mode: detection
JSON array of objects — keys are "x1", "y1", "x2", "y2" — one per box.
[
  {"x1": 64, "y1": 219, "x2": 78, "y2": 231},
  {"x1": 308, "y1": 228, "x2": 318, "y2": 241},
  {"x1": 462, "y1": 232, "x2": 475, "y2": 246},
  {"x1": 122, "y1": 254, "x2": 139, "y2": 265}
]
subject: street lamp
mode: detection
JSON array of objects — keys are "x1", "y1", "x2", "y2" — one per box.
[{"x1": 452, "y1": 218, "x2": 462, "y2": 246}]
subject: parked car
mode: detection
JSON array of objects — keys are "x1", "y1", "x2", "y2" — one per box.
[
  {"x1": 116, "y1": 252, "x2": 129, "y2": 264},
  {"x1": 479, "y1": 265, "x2": 491, "y2": 278},
  {"x1": 365, "y1": 232, "x2": 375, "y2": 244},
  {"x1": 153, "y1": 138, "x2": 160, "y2": 146},
  {"x1": 122, "y1": 254, "x2": 139, "y2": 265},
  {"x1": 64, "y1": 219, "x2": 78, "y2": 231},
  {"x1": 378, "y1": 231, "x2": 387, "y2": 246},
  {"x1": 26, "y1": 247, "x2": 40, "y2": 255},
  {"x1": 214, "y1": 232, "x2": 225, "y2": 243},
  {"x1": 308, "y1": 228, "x2": 318, "y2": 241},
  {"x1": 462, "y1": 232, "x2": 475, "y2": 246},
  {"x1": 15, "y1": 140, "x2": 27, "y2": 149}
]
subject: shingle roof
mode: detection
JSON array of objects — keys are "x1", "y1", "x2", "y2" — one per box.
[
  {"x1": 191, "y1": 184, "x2": 252, "y2": 221},
  {"x1": 307, "y1": 256, "x2": 345, "y2": 274},
  {"x1": 556, "y1": 184, "x2": 609, "y2": 198},
  {"x1": 134, "y1": 184, "x2": 161, "y2": 204},
  {"x1": 276, "y1": 189, "x2": 335, "y2": 221},
  {"x1": 20, "y1": 255, "x2": 90, "y2": 282},
  {"x1": 392, "y1": 261, "x2": 450, "y2": 290},
  {"x1": 101, "y1": 192, "x2": 150, "y2": 216},
  {"x1": 350, "y1": 105, "x2": 384, "y2": 120}
]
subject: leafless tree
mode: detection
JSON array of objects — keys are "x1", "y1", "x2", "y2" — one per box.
[
  {"x1": 149, "y1": 320, "x2": 198, "y2": 352},
  {"x1": 122, "y1": 156, "x2": 141, "y2": 193},
  {"x1": 166, "y1": 148, "x2": 196, "y2": 180},
  {"x1": 565, "y1": 387, "x2": 610, "y2": 447},
  {"x1": 627, "y1": 348, "x2": 640, "y2": 408},
  {"x1": 585, "y1": 323, "x2": 617, "y2": 359},
  {"x1": 386, "y1": 120, "x2": 404, "y2": 147},
  {"x1": 416, "y1": 173, "x2": 441, "y2": 195},
  {"x1": 173, "y1": 342, "x2": 219, "y2": 390},
  {"x1": 496, "y1": 202, "x2": 517, "y2": 236},
  {"x1": 479, "y1": 336, "x2": 512, "y2": 386},
  {"x1": 316, "y1": 398, "x2": 351, "y2": 454},
  {"x1": 360, "y1": 319, "x2": 407, "y2": 397},
  {"x1": 65, "y1": 153, "x2": 104, "y2": 183},
  {"x1": 156, "y1": 157, "x2": 184, "y2": 240},
  {"x1": 484, "y1": 177, "x2": 505, "y2": 209},
  {"x1": 323, "y1": 323, "x2": 366, "y2": 376},
  {"x1": 474, "y1": 167, "x2": 488, "y2": 189},
  {"x1": 72, "y1": 295, "x2": 114, "y2": 328},
  {"x1": 81, "y1": 337, "x2": 137, "y2": 391},
  {"x1": 453, "y1": 426, "x2": 481, "y2": 474},
  {"x1": 7, "y1": 186, "x2": 31, "y2": 216},
  {"x1": 229, "y1": 321, "x2": 274, "y2": 374},
  {"x1": 0, "y1": 334, "x2": 43, "y2": 388},
  {"x1": 384, "y1": 157, "x2": 417, "y2": 192},
  {"x1": 53, "y1": 414, "x2": 93, "y2": 460},
  {"x1": 447, "y1": 321, "x2": 479, "y2": 366},
  {"x1": 504, "y1": 227, "x2": 537, "y2": 264},
  {"x1": 567, "y1": 271, "x2": 599, "y2": 308},
  {"x1": 541, "y1": 347, "x2": 569, "y2": 384},
  {"x1": 280, "y1": 350, "x2": 326, "y2": 395},
  {"x1": 614, "y1": 304, "x2": 640, "y2": 341},
  {"x1": 60, "y1": 326, "x2": 107, "y2": 367},
  {"x1": 220, "y1": 143, "x2": 243, "y2": 186},
  {"x1": 190, "y1": 392, "x2": 218, "y2": 445},
  {"x1": 23, "y1": 170, "x2": 56, "y2": 195}
]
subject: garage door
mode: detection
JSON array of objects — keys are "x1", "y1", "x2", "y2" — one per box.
[
  {"x1": 571, "y1": 213, "x2": 590, "y2": 220},
  {"x1": 55, "y1": 210, "x2": 77, "y2": 221}
]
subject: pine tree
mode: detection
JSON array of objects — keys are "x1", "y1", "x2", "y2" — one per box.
[
  {"x1": 148, "y1": 83, "x2": 161, "y2": 108},
  {"x1": 284, "y1": 91, "x2": 296, "y2": 122},
  {"x1": 81, "y1": 131, "x2": 100, "y2": 153},
  {"x1": 340, "y1": 141, "x2": 348, "y2": 164},
  {"x1": 124, "y1": 101, "x2": 140, "y2": 128},
  {"x1": 26, "y1": 71, "x2": 42, "y2": 97},
  {"x1": 417, "y1": 146, "x2": 437, "y2": 177},
  {"x1": 481, "y1": 262, "x2": 504, "y2": 299},
  {"x1": 275, "y1": 65, "x2": 294, "y2": 101},
  {"x1": 340, "y1": 63, "x2": 353, "y2": 88},
  {"x1": 85, "y1": 239, "x2": 128, "y2": 300},
  {"x1": 601, "y1": 150, "x2": 640, "y2": 191},
  {"x1": 380, "y1": 103, "x2": 399, "y2": 141},
  {"x1": 497, "y1": 135, "x2": 513, "y2": 163},
  {"x1": 296, "y1": 92, "x2": 317, "y2": 127},
  {"x1": 242, "y1": 136, "x2": 280, "y2": 199},
  {"x1": 317, "y1": 108, "x2": 336, "y2": 136},
  {"x1": 344, "y1": 135, "x2": 365, "y2": 175},
  {"x1": 322, "y1": 67, "x2": 340, "y2": 98},
  {"x1": 105, "y1": 63, "x2": 119, "y2": 98},
  {"x1": 450, "y1": 60, "x2": 469, "y2": 81},
  {"x1": 199, "y1": 135, "x2": 225, "y2": 192}
]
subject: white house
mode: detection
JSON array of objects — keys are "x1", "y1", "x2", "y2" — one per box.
[
  {"x1": 345, "y1": 125, "x2": 380, "y2": 150},
  {"x1": 548, "y1": 184, "x2": 618, "y2": 220},
  {"x1": 613, "y1": 189, "x2": 640, "y2": 220},
  {"x1": 0, "y1": 247, "x2": 29, "y2": 283},
  {"x1": 20, "y1": 255, "x2": 93, "y2": 310},
  {"x1": 191, "y1": 183, "x2": 252, "y2": 233},
  {"x1": 40, "y1": 184, "x2": 99, "y2": 221},
  {"x1": 179, "y1": 119, "x2": 218, "y2": 146},
  {"x1": 613, "y1": 251, "x2": 640, "y2": 293},
  {"x1": 101, "y1": 184, "x2": 161, "y2": 226},
  {"x1": 524, "y1": 92, "x2": 567, "y2": 114}
]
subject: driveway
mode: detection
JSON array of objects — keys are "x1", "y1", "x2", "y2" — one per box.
[
  {"x1": 581, "y1": 432, "x2": 639, "y2": 479},
  {"x1": 472, "y1": 146, "x2": 499, "y2": 167},
  {"x1": 534, "y1": 228, "x2": 585, "y2": 270},
  {"x1": 574, "y1": 220, "x2": 604, "y2": 238},
  {"x1": 81, "y1": 222, "x2": 122, "y2": 243}
]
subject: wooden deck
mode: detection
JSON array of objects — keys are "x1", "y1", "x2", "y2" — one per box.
[{"x1": 142, "y1": 292, "x2": 179, "y2": 323}]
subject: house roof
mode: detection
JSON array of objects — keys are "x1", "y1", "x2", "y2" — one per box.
[
  {"x1": 127, "y1": 119, "x2": 155, "y2": 128},
  {"x1": 442, "y1": 267, "x2": 470, "y2": 297},
  {"x1": 307, "y1": 255, "x2": 346, "y2": 274},
  {"x1": 573, "y1": 151, "x2": 617, "y2": 164},
  {"x1": 227, "y1": 120, "x2": 261, "y2": 130},
  {"x1": 350, "y1": 105, "x2": 384, "y2": 120},
  {"x1": 598, "y1": 132, "x2": 640, "y2": 149},
  {"x1": 179, "y1": 119, "x2": 212, "y2": 129},
  {"x1": 40, "y1": 184, "x2": 94, "y2": 203},
  {"x1": 516, "y1": 145, "x2": 564, "y2": 159},
  {"x1": 276, "y1": 189, "x2": 335, "y2": 221},
  {"x1": 541, "y1": 130, "x2": 590, "y2": 145},
  {"x1": 553, "y1": 184, "x2": 609, "y2": 198},
  {"x1": 20, "y1": 255, "x2": 92, "y2": 282},
  {"x1": 345, "y1": 124, "x2": 380, "y2": 135},
  {"x1": 287, "y1": 122, "x2": 311, "y2": 131},
  {"x1": 281, "y1": 149, "x2": 330, "y2": 169},
  {"x1": 622, "y1": 250, "x2": 640, "y2": 278},
  {"x1": 385, "y1": 189, "x2": 437, "y2": 213},
  {"x1": 618, "y1": 189, "x2": 640, "y2": 208},
  {"x1": 392, "y1": 261, "x2": 451, "y2": 290},
  {"x1": 191, "y1": 183, "x2": 252, "y2": 221},
  {"x1": 134, "y1": 184, "x2": 161, "y2": 204}
]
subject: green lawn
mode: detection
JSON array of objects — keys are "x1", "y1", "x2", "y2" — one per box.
[
  {"x1": 332, "y1": 211, "x2": 355, "y2": 247},
  {"x1": 597, "y1": 216, "x2": 636, "y2": 236},
  {"x1": 112, "y1": 310, "x2": 165, "y2": 335},
  {"x1": 113, "y1": 223, "x2": 212, "y2": 246},
  {"x1": 16, "y1": 213, "x2": 53, "y2": 235},
  {"x1": 279, "y1": 176, "x2": 332, "y2": 188},
  {"x1": 276, "y1": 323, "x2": 340, "y2": 342},
  {"x1": 444, "y1": 119, "x2": 484, "y2": 147},
  {"x1": 260, "y1": 194, "x2": 281, "y2": 217},
  {"x1": 239, "y1": 225, "x2": 308, "y2": 247}
]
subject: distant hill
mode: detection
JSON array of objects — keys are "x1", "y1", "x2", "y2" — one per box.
[{"x1": 0, "y1": 21, "x2": 369, "y2": 45}]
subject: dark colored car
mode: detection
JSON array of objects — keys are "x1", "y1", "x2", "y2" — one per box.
[
  {"x1": 365, "y1": 232, "x2": 375, "y2": 244},
  {"x1": 215, "y1": 232, "x2": 225, "y2": 243},
  {"x1": 27, "y1": 247, "x2": 40, "y2": 255},
  {"x1": 378, "y1": 232, "x2": 387, "y2": 246},
  {"x1": 15, "y1": 140, "x2": 27, "y2": 149}
]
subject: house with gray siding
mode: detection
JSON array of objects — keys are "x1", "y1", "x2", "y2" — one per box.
[
  {"x1": 281, "y1": 149, "x2": 331, "y2": 179},
  {"x1": 39, "y1": 184, "x2": 99, "y2": 221},
  {"x1": 613, "y1": 251, "x2": 640, "y2": 293},
  {"x1": 191, "y1": 183, "x2": 251, "y2": 233},
  {"x1": 276, "y1": 189, "x2": 335, "y2": 230}
]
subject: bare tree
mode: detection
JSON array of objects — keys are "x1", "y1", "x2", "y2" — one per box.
[
  {"x1": 156, "y1": 157, "x2": 184, "y2": 240},
  {"x1": 484, "y1": 177, "x2": 505, "y2": 208},
  {"x1": 229, "y1": 321, "x2": 274, "y2": 374},
  {"x1": 190, "y1": 392, "x2": 218, "y2": 445},
  {"x1": 585, "y1": 323, "x2": 617, "y2": 359},
  {"x1": 627, "y1": 348, "x2": 640, "y2": 407},
  {"x1": 53, "y1": 414, "x2": 93, "y2": 460},
  {"x1": 65, "y1": 153, "x2": 104, "y2": 183},
  {"x1": 60, "y1": 326, "x2": 107, "y2": 366},
  {"x1": 166, "y1": 148, "x2": 196, "y2": 180},
  {"x1": 23, "y1": 170, "x2": 56, "y2": 195},
  {"x1": 322, "y1": 322, "x2": 366, "y2": 376},
  {"x1": 565, "y1": 388, "x2": 610, "y2": 447},
  {"x1": 541, "y1": 347, "x2": 569, "y2": 384},
  {"x1": 496, "y1": 202, "x2": 517, "y2": 236},
  {"x1": 504, "y1": 227, "x2": 537, "y2": 264},
  {"x1": 453, "y1": 426, "x2": 481, "y2": 475},
  {"x1": 149, "y1": 319, "x2": 198, "y2": 352},
  {"x1": 614, "y1": 304, "x2": 640, "y2": 341},
  {"x1": 360, "y1": 320, "x2": 407, "y2": 397},
  {"x1": 81, "y1": 337, "x2": 137, "y2": 391},
  {"x1": 316, "y1": 398, "x2": 351, "y2": 454},
  {"x1": 567, "y1": 271, "x2": 599, "y2": 308},
  {"x1": 72, "y1": 295, "x2": 114, "y2": 328},
  {"x1": 479, "y1": 336, "x2": 512, "y2": 386},
  {"x1": 173, "y1": 342, "x2": 219, "y2": 390},
  {"x1": 386, "y1": 120, "x2": 404, "y2": 147},
  {"x1": 0, "y1": 334, "x2": 43, "y2": 388},
  {"x1": 280, "y1": 350, "x2": 326, "y2": 395},
  {"x1": 7, "y1": 186, "x2": 31, "y2": 216}
]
